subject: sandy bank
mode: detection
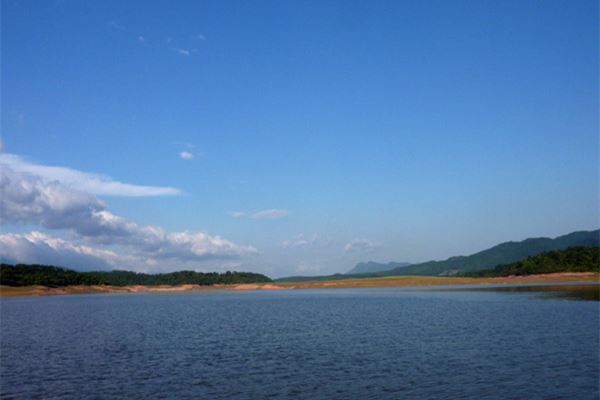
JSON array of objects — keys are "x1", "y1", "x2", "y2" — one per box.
[{"x1": 1, "y1": 272, "x2": 597, "y2": 297}]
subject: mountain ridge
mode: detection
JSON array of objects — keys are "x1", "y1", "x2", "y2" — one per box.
[
  {"x1": 382, "y1": 229, "x2": 599, "y2": 276},
  {"x1": 276, "y1": 229, "x2": 599, "y2": 282}
]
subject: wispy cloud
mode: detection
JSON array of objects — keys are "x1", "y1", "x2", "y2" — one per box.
[
  {"x1": 108, "y1": 19, "x2": 125, "y2": 31},
  {"x1": 0, "y1": 154, "x2": 180, "y2": 197},
  {"x1": 175, "y1": 48, "x2": 197, "y2": 56},
  {"x1": 179, "y1": 151, "x2": 194, "y2": 160},
  {"x1": 344, "y1": 238, "x2": 381, "y2": 253},
  {"x1": 138, "y1": 35, "x2": 145, "y2": 43},
  {"x1": 281, "y1": 233, "x2": 322, "y2": 249},
  {"x1": 230, "y1": 209, "x2": 289, "y2": 220},
  {"x1": 251, "y1": 209, "x2": 288, "y2": 219}
]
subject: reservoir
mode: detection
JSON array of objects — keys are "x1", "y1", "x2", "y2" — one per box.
[{"x1": 1, "y1": 284, "x2": 598, "y2": 399}]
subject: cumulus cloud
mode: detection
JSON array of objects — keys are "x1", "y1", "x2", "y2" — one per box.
[
  {"x1": 281, "y1": 233, "x2": 322, "y2": 249},
  {"x1": 0, "y1": 165, "x2": 108, "y2": 234},
  {"x1": 0, "y1": 231, "x2": 118, "y2": 271},
  {"x1": 0, "y1": 231, "x2": 255, "y2": 273},
  {"x1": 0, "y1": 159, "x2": 258, "y2": 271},
  {"x1": 344, "y1": 238, "x2": 381, "y2": 253},
  {"x1": 0, "y1": 154, "x2": 180, "y2": 197},
  {"x1": 149, "y1": 231, "x2": 258, "y2": 261},
  {"x1": 179, "y1": 151, "x2": 194, "y2": 160}
]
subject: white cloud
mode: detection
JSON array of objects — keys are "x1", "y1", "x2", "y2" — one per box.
[
  {"x1": 0, "y1": 231, "x2": 118, "y2": 271},
  {"x1": 281, "y1": 233, "x2": 322, "y2": 249},
  {"x1": 0, "y1": 159, "x2": 258, "y2": 271},
  {"x1": 174, "y1": 47, "x2": 198, "y2": 56},
  {"x1": 250, "y1": 209, "x2": 288, "y2": 219},
  {"x1": 0, "y1": 164, "x2": 107, "y2": 233},
  {"x1": 0, "y1": 230, "x2": 257, "y2": 273},
  {"x1": 229, "y1": 209, "x2": 289, "y2": 220},
  {"x1": 148, "y1": 230, "x2": 258, "y2": 261},
  {"x1": 179, "y1": 151, "x2": 194, "y2": 160},
  {"x1": 176, "y1": 48, "x2": 197, "y2": 56},
  {"x1": 344, "y1": 238, "x2": 381, "y2": 253},
  {"x1": 0, "y1": 153, "x2": 180, "y2": 197}
]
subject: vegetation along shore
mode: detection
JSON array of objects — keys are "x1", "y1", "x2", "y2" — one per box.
[{"x1": 1, "y1": 246, "x2": 597, "y2": 297}]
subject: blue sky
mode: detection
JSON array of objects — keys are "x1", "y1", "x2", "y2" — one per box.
[{"x1": 1, "y1": 0, "x2": 598, "y2": 277}]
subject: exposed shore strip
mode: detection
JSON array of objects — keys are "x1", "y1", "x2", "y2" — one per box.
[{"x1": 0, "y1": 272, "x2": 598, "y2": 297}]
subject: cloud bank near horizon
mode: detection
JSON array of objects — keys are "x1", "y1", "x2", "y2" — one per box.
[{"x1": 0, "y1": 155, "x2": 258, "y2": 272}]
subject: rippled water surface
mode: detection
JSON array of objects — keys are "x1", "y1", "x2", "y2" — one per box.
[{"x1": 1, "y1": 285, "x2": 599, "y2": 399}]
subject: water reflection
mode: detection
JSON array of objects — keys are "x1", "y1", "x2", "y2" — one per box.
[{"x1": 430, "y1": 284, "x2": 600, "y2": 301}]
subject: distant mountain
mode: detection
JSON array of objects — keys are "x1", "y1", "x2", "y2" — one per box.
[
  {"x1": 276, "y1": 229, "x2": 599, "y2": 282},
  {"x1": 380, "y1": 229, "x2": 599, "y2": 276},
  {"x1": 347, "y1": 261, "x2": 411, "y2": 274}
]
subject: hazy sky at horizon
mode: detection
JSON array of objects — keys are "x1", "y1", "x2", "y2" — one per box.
[{"x1": 2, "y1": 0, "x2": 598, "y2": 277}]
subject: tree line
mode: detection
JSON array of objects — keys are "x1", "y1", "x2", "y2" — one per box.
[
  {"x1": 0, "y1": 264, "x2": 272, "y2": 287},
  {"x1": 462, "y1": 246, "x2": 599, "y2": 277}
]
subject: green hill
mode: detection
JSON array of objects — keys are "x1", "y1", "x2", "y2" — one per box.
[
  {"x1": 0, "y1": 264, "x2": 272, "y2": 287},
  {"x1": 463, "y1": 247, "x2": 599, "y2": 277},
  {"x1": 380, "y1": 229, "x2": 599, "y2": 276}
]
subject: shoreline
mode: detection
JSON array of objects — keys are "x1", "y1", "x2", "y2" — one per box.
[{"x1": 1, "y1": 272, "x2": 598, "y2": 297}]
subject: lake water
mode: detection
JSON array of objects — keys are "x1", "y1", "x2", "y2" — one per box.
[{"x1": 1, "y1": 284, "x2": 599, "y2": 399}]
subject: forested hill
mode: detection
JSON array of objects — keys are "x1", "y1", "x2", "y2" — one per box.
[
  {"x1": 0, "y1": 264, "x2": 272, "y2": 287},
  {"x1": 379, "y1": 229, "x2": 599, "y2": 276},
  {"x1": 463, "y1": 247, "x2": 599, "y2": 277}
]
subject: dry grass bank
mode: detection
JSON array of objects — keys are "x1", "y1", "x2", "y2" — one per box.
[
  {"x1": 1, "y1": 272, "x2": 598, "y2": 297},
  {"x1": 275, "y1": 272, "x2": 600, "y2": 289}
]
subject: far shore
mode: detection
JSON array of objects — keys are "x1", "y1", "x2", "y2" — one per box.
[{"x1": 1, "y1": 272, "x2": 598, "y2": 297}]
